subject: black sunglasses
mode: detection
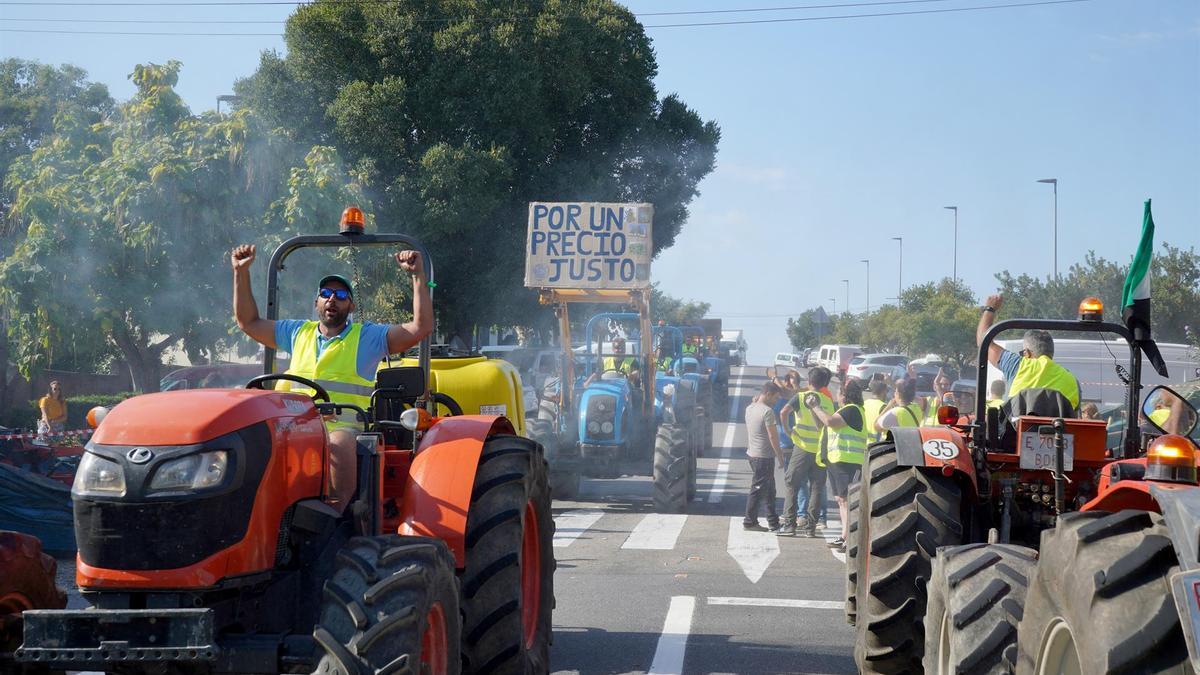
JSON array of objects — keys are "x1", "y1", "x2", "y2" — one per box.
[{"x1": 318, "y1": 287, "x2": 351, "y2": 301}]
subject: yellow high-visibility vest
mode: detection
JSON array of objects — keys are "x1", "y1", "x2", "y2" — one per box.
[
  {"x1": 828, "y1": 404, "x2": 867, "y2": 465},
  {"x1": 863, "y1": 398, "x2": 886, "y2": 440},
  {"x1": 1010, "y1": 355, "x2": 1080, "y2": 409},
  {"x1": 282, "y1": 321, "x2": 375, "y2": 429},
  {"x1": 790, "y1": 390, "x2": 834, "y2": 453}
]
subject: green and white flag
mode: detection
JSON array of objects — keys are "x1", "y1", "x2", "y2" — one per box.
[{"x1": 1121, "y1": 199, "x2": 1168, "y2": 376}]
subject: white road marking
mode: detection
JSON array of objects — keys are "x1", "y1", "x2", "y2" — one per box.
[
  {"x1": 622, "y1": 514, "x2": 688, "y2": 550},
  {"x1": 707, "y1": 596, "x2": 843, "y2": 610},
  {"x1": 647, "y1": 595, "x2": 696, "y2": 675},
  {"x1": 725, "y1": 516, "x2": 780, "y2": 583},
  {"x1": 707, "y1": 424, "x2": 736, "y2": 503},
  {"x1": 552, "y1": 509, "x2": 604, "y2": 548}
]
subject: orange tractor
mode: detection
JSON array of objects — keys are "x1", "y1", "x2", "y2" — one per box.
[
  {"x1": 7, "y1": 224, "x2": 555, "y2": 674},
  {"x1": 848, "y1": 298, "x2": 1200, "y2": 674}
]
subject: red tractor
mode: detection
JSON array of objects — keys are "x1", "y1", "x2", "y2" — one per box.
[
  {"x1": 7, "y1": 224, "x2": 555, "y2": 674},
  {"x1": 848, "y1": 297, "x2": 1200, "y2": 674}
]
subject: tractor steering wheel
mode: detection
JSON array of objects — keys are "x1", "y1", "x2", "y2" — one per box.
[{"x1": 245, "y1": 373, "x2": 331, "y2": 402}]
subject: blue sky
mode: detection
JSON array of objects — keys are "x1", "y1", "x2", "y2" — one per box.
[{"x1": 3, "y1": 0, "x2": 1198, "y2": 365}]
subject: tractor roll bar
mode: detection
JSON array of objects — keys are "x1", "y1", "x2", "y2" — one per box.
[
  {"x1": 974, "y1": 319, "x2": 1142, "y2": 460},
  {"x1": 262, "y1": 232, "x2": 435, "y2": 377}
]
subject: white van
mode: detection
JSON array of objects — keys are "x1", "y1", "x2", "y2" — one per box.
[
  {"x1": 987, "y1": 339, "x2": 1198, "y2": 406},
  {"x1": 817, "y1": 344, "x2": 863, "y2": 380},
  {"x1": 774, "y1": 352, "x2": 803, "y2": 372}
]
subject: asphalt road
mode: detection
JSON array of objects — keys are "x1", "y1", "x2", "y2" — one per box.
[{"x1": 548, "y1": 366, "x2": 854, "y2": 675}]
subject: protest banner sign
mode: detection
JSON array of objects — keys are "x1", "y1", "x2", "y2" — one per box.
[{"x1": 524, "y1": 202, "x2": 653, "y2": 289}]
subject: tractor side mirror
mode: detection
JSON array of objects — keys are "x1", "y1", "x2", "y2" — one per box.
[{"x1": 1142, "y1": 386, "x2": 1199, "y2": 436}]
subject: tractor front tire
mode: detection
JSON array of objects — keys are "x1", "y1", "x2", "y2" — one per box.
[
  {"x1": 527, "y1": 418, "x2": 579, "y2": 501},
  {"x1": 855, "y1": 442, "x2": 963, "y2": 674},
  {"x1": 462, "y1": 435, "x2": 555, "y2": 674},
  {"x1": 653, "y1": 423, "x2": 691, "y2": 513},
  {"x1": 1016, "y1": 510, "x2": 1191, "y2": 674},
  {"x1": 923, "y1": 543, "x2": 1035, "y2": 675},
  {"x1": 0, "y1": 531, "x2": 65, "y2": 653},
  {"x1": 314, "y1": 535, "x2": 460, "y2": 675}
]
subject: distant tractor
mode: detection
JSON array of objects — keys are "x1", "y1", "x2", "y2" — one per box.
[
  {"x1": 9, "y1": 219, "x2": 555, "y2": 674},
  {"x1": 538, "y1": 289, "x2": 696, "y2": 513},
  {"x1": 848, "y1": 297, "x2": 1200, "y2": 674}
]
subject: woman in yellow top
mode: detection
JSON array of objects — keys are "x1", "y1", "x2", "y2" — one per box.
[{"x1": 38, "y1": 380, "x2": 67, "y2": 436}]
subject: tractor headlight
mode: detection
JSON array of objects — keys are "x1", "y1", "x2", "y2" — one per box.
[
  {"x1": 73, "y1": 453, "x2": 126, "y2": 497},
  {"x1": 588, "y1": 421, "x2": 600, "y2": 433},
  {"x1": 149, "y1": 451, "x2": 229, "y2": 492},
  {"x1": 601, "y1": 421, "x2": 614, "y2": 434}
]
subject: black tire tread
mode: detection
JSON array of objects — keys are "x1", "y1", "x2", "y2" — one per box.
[
  {"x1": 653, "y1": 423, "x2": 691, "y2": 513},
  {"x1": 1015, "y1": 510, "x2": 1192, "y2": 675},
  {"x1": 855, "y1": 442, "x2": 963, "y2": 674},
  {"x1": 461, "y1": 434, "x2": 555, "y2": 674},
  {"x1": 923, "y1": 543, "x2": 1036, "y2": 675},
  {"x1": 314, "y1": 535, "x2": 460, "y2": 675}
]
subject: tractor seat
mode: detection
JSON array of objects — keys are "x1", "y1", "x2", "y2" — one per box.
[
  {"x1": 996, "y1": 387, "x2": 1077, "y2": 450},
  {"x1": 373, "y1": 366, "x2": 427, "y2": 447}
]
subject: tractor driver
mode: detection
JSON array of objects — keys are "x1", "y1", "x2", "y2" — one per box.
[
  {"x1": 230, "y1": 243, "x2": 433, "y2": 512},
  {"x1": 977, "y1": 293, "x2": 1081, "y2": 414},
  {"x1": 602, "y1": 337, "x2": 638, "y2": 375}
]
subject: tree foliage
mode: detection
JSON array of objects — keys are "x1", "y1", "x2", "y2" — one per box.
[
  {"x1": 235, "y1": 0, "x2": 720, "y2": 336},
  {"x1": 1, "y1": 62, "x2": 366, "y2": 391},
  {"x1": 786, "y1": 247, "x2": 1200, "y2": 368},
  {"x1": 651, "y1": 284, "x2": 710, "y2": 326}
]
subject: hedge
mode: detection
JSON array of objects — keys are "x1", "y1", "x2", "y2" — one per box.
[{"x1": 0, "y1": 393, "x2": 138, "y2": 432}]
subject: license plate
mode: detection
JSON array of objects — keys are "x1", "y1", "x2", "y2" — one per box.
[
  {"x1": 1171, "y1": 570, "x2": 1200, "y2": 673},
  {"x1": 1018, "y1": 431, "x2": 1074, "y2": 471}
]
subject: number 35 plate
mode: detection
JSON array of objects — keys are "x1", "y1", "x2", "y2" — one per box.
[{"x1": 1018, "y1": 432, "x2": 1074, "y2": 471}]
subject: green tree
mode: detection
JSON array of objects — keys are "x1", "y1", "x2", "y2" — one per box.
[
  {"x1": 1, "y1": 62, "x2": 366, "y2": 391},
  {"x1": 235, "y1": 0, "x2": 720, "y2": 338},
  {"x1": 651, "y1": 284, "x2": 710, "y2": 326},
  {"x1": 786, "y1": 308, "x2": 834, "y2": 350}
]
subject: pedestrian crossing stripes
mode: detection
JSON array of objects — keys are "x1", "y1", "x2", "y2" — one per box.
[
  {"x1": 552, "y1": 509, "x2": 605, "y2": 548},
  {"x1": 621, "y1": 513, "x2": 688, "y2": 550}
]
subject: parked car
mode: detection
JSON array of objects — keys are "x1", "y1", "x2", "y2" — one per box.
[
  {"x1": 774, "y1": 352, "x2": 803, "y2": 370},
  {"x1": 816, "y1": 344, "x2": 863, "y2": 380},
  {"x1": 845, "y1": 353, "x2": 908, "y2": 384}
]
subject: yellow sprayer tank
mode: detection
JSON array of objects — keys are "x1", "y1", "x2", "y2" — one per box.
[{"x1": 398, "y1": 356, "x2": 526, "y2": 435}]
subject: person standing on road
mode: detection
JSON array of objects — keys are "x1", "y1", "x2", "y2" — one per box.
[
  {"x1": 923, "y1": 368, "x2": 954, "y2": 425},
  {"x1": 987, "y1": 379, "x2": 1007, "y2": 408},
  {"x1": 777, "y1": 366, "x2": 835, "y2": 537},
  {"x1": 807, "y1": 379, "x2": 867, "y2": 552},
  {"x1": 743, "y1": 381, "x2": 787, "y2": 532}
]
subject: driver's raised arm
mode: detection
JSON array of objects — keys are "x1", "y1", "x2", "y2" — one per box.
[
  {"x1": 976, "y1": 293, "x2": 1005, "y2": 367},
  {"x1": 232, "y1": 245, "x2": 277, "y2": 349},
  {"x1": 385, "y1": 250, "x2": 434, "y2": 354}
]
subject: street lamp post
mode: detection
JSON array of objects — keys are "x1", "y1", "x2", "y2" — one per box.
[
  {"x1": 891, "y1": 236, "x2": 903, "y2": 300},
  {"x1": 943, "y1": 206, "x2": 958, "y2": 283},
  {"x1": 1038, "y1": 178, "x2": 1058, "y2": 279},
  {"x1": 860, "y1": 259, "x2": 870, "y2": 311},
  {"x1": 829, "y1": 298, "x2": 837, "y2": 315},
  {"x1": 841, "y1": 279, "x2": 849, "y2": 315}
]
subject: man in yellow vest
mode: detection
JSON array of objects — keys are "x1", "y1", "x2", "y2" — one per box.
[
  {"x1": 874, "y1": 378, "x2": 925, "y2": 435},
  {"x1": 806, "y1": 378, "x2": 868, "y2": 552},
  {"x1": 778, "y1": 366, "x2": 835, "y2": 537},
  {"x1": 986, "y1": 379, "x2": 1007, "y2": 409},
  {"x1": 230, "y1": 243, "x2": 432, "y2": 511},
  {"x1": 601, "y1": 338, "x2": 638, "y2": 375},
  {"x1": 977, "y1": 293, "x2": 1081, "y2": 412},
  {"x1": 863, "y1": 378, "x2": 888, "y2": 441}
]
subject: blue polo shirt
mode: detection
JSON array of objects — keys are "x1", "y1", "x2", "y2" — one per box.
[{"x1": 275, "y1": 320, "x2": 391, "y2": 382}]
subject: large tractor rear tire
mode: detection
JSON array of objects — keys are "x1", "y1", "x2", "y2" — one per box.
[
  {"x1": 653, "y1": 423, "x2": 691, "y2": 513},
  {"x1": 923, "y1": 543, "x2": 1035, "y2": 675},
  {"x1": 462, "y1": 435, "x2": 555, "y2": 674},
  {"x1": 845, "y1": 482, "x2": 861, "y2": 626},
  {"x1": 855, "y1": 442, "x2": 963, "y2": 674},
  {"x1": 314, "y1": 535, "x2": 460, "y2": 675},
  {"x1": 0, "y1": 531, "x2": 66, "y2": 652},
  {"x1": 528, "y1": 418, "x2": 579, "y2": 501},
  {"x1": 1016, "y1": 510, "x2": 1191, "y2": 674}
]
